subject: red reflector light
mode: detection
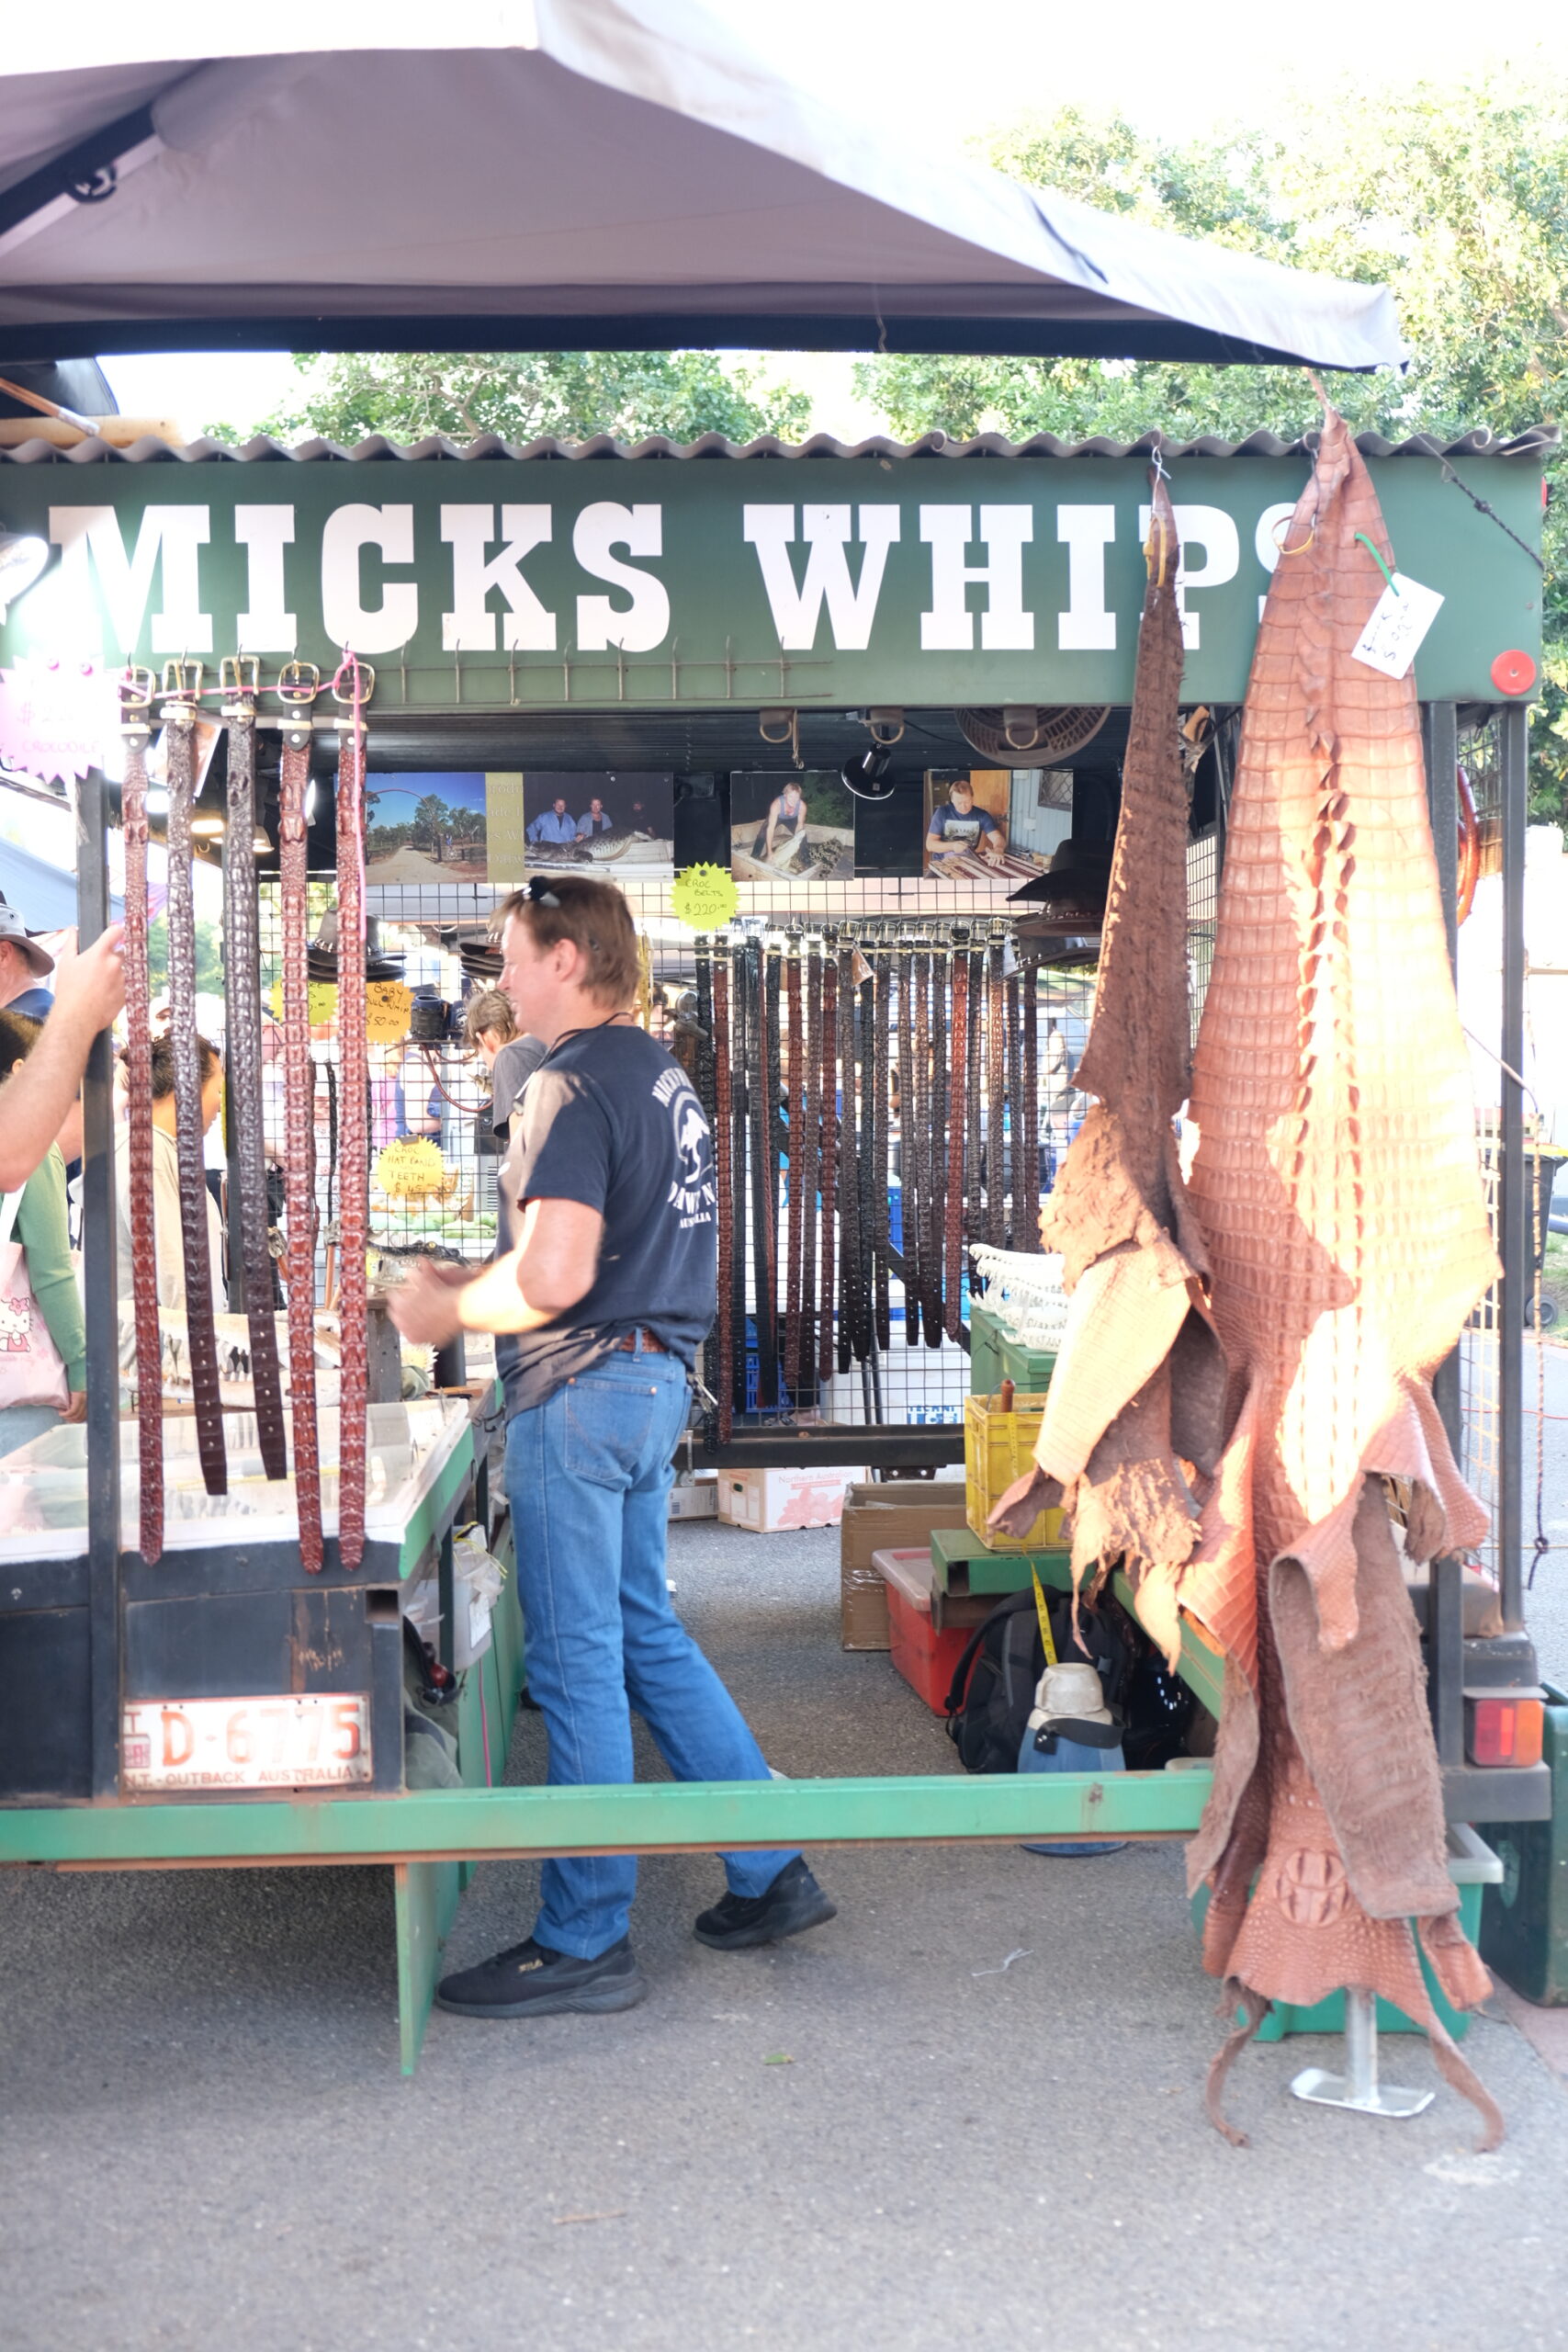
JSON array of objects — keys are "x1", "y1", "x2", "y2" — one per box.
[{"x1": 1467, "y1": 1698, "x2": 1544, "y2": 1769}]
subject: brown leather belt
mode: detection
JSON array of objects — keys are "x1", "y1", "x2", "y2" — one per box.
[
  {"x1": 333, "y1": 669, "x2": 370, "y2": 1572},
  {"x1": 120, "y1": 674, "x2": 164, "y2": 1561},
  {"x1": 220, "y1": 670, "x2": 288, "y2": 1483},
  {"x1": 799, "y1": 942, "x2": 822, "y2": 1390},
  {"x1": 817, "y1": 942, "x2": 838, "y2": 1385},
  {"x1": 164, "y1": 676, "x2": 228, "y2": 1497},
  {"x1": 986, "y1": 940, "x2": 1007, "y2": 1249},
  {"x1": 872, "y1": 948, "x2": 890, "y2": 1354},
  {"x1": 784, "y1": 941, "x2": 804, "y2": 1395},
  {"x1": 610, "y1": 1329, "x2": 670, "y2": 1353},
  {"x1": 711, "y1": 947, "x2": 734, "y2": 1443},
  {"x1": 279, "y1": 696, "x2": 324, "y2": 1571},
  {"x1": 943, "y1": 941, "x2": 968, "y2": 1342},
  {"x1": 1020, "y1": 952, "x2": 1040, "y2": 1253}
]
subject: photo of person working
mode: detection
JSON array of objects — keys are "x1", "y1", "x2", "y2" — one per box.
[{"x1": 924, "y1": 776, "x2": 1008, "y2": 867}]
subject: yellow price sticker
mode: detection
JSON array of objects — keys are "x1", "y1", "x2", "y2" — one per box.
[
  {"x1": 365, "y1": 981, "x2": 412, "y2": 1043},
  {"x1": 267, "y1": 978, "x2": 338, "y2": 1026},
  {"x1": 374, "y1": 1136, "x2": 448, "y2": 1197},
  {"x1": 671, "y1": 863, "x2": 739, "y2": 932}
]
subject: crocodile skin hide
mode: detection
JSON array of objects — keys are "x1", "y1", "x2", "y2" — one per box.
[
  {"x1": 1182, "y1": 408, "x2": 1501, "y2": 2146},
  {"x1": 280, "y1": 735, "x2": 323, "y2": 1572},
  {"x1": 120, "y1": 704, "x2": 164, "y2": 1562}
]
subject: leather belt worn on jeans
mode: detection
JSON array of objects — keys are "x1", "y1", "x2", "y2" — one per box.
[{"x1": 610, "y1": 1329, "x2": 670, "y2": 1354}]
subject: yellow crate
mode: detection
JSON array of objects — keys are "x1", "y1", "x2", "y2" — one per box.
[{"x1": 964, "y1": 1390, "x2": 1066, "y2": 1553}]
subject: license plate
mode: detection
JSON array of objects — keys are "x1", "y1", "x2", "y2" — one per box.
[{"x1": 121, "y1": 1695, "x2": 372, "y2": 1791}]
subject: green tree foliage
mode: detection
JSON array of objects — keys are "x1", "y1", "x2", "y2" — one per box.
[
  {"x1": 856, "y1": 82, "x2": 1568, "y2": 815},
  {"x1": 241, "y1": 349, "x2": 811, "y2": 447}
]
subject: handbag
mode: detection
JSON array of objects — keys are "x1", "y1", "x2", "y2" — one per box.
[{"x1": 0, "y1": 1188, "x2": 71, "y2": 1411}]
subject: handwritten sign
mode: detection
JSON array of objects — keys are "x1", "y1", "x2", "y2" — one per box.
[
  {"x1": 374, "y1": 1136, "x2": 448, "y2": 1197},
  {"x1": 0, "y1": 656, "x2": 118, "y2": 786},
  {"x1": 365, "y1": 980, "x2": 413, "y2": 1043},
  {"x1": 1352, "y1": 573, "x2": 1444, "y2": 681},
  {"x1": 671, "y1": 863, "x2": 739, "y2": 932},
  {"x1": 268, "y1": 978, "x2": 338, "y2": 1027}
]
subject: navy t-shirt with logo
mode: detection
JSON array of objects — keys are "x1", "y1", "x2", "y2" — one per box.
[{"x1": 498, "y1": 1023, "x2": 716, "y2": 1415}]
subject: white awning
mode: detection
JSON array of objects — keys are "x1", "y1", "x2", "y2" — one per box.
[{"x1": 0, "y1": 2, "x2": 1402, "y2": 369}]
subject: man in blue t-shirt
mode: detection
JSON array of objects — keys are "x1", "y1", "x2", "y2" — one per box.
[
  {"x1": 576, "y1": 795, "x2": 614, "y2": 838},
  {"x1": 526, "y1": 796, "x2": 580, "y2": 846},
  {"x1": 924, "y1": 777, "x2": 1007, "y2": 867},
  {"x1": 392, "y1": 875, "x2": 833, "y2": 2021}
]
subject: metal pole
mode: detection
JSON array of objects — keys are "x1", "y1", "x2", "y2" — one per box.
[
  {"x1": 1498, "y1": 701, "x2": 1529, "y2": 1631},
  {"x1": 1422, "y1": 705, "x2": 1463, "y2": 1458},
  {"x1": 76, "y1": 765, "x2": 122, "y2": 1800}
]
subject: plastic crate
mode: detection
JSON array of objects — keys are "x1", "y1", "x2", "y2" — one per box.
[
  {"x1": 964, "y1": 1389, "x2": 1066, "y2": 1552},
  {"x1": 968, "y1": 1302, "x2": 1058, "y2": 1396},
  {"x1": 1190, "y1": 1821, "x2": 1501, "y2": 2041},
  {"x1": 875, "y1": 1545, "x2": 985, "y2": 1714},
  {"x1": 1478, "y1": 1680, "x2": 1568, "y2": 2005}
]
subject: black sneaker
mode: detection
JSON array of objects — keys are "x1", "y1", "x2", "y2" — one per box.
[
  {"x1": 694, "y1": 1857, "x2": 837, "y2": 1951},
  {"x1": 435, "y1": 1935, "x2": 647, "y2": 2018}
]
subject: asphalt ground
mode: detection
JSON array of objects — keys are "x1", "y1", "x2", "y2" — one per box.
[{"x1": 5, "y1": 1380, "x2": 1568, "y2": 2352}]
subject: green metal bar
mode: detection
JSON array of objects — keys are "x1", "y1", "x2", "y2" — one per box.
[{"x1": 0, "y1": 1769, "x2": 1211, "y2": 1867}]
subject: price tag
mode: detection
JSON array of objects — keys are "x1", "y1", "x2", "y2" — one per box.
[
  {"x1": 268, "y1": 978, "x2": 338, "y2": 1026},
  {"x1": 671, "y1": 863, "x2": 739, "y2": 932},
  {"x1": 365, "y1": 980, "x2": 412, "y2": 1043},
  {"x1": 374, "y1": 1136, "x2": 447, "y2": 1196},
  {"x1": 1351, "y1": 573, "x2": 1444, "y2": 681}
]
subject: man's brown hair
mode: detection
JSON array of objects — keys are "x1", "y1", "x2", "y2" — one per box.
[
  {"x1": 497, "y1": 876, "x2": 639, "y2": 1009},
  {"x1": 462, "y1": 988, "x2": 518, "y2": 1050}
]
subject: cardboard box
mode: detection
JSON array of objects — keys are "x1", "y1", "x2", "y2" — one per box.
[
  {"x1": 840, "y1": 1480, "x2": 971, "y2": 1649},
  {"x1": 669, "y1": 1476, "x2": 718, "y2": 1522},
  {"x1": 716, "y1": 1464, "x2": 867, "y2": 1535}
]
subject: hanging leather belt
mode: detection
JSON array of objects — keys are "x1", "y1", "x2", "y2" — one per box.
[
  {"x1": 1020, "y1": 954, "x2": 1040, "y2": 1253},
  {"x1": 1005, "y1": 965, "x2": 1022, "y2": 1253},
  {"x1": 986, "y1": 940, "x2": 1007, "y2": 1250},
  {"x1": 333, "y1": 660, "x2": 372, "y2": 1571},
  {"x1": 818, "y1": 940, "x2": 838, "y2": 1386},
  {"x1": 711, "y1": 945, "x2": 734, "y2": 1445},
  {"x1": 694, "y1": 937, "x2": 718, "y2": 1421},
  {"x1": 834, "y1": 943, "x2": 858, "y2": 1370},
  {"x1": 799, "y1": 939, "x2": 822, "y2": 1394},
  {"x1": 220, "y1": 663, "x2": 288, "y2": 1483},
  {"x1": 872, "y1": 950, "x2": 891, "y2": 1355},
  {"x1": 162, "y1": 669, "x2": 228, "y2": 1497},
  {"x1": 120, "y1": 673, "x2": 164, "y2": 1561},
  {"x1": 729, "y1": 940, "x2": 749, "y2": 1419},
  {"x1": 965, "y1": 948, "x2": 984, "y2": 1260},
  {"x1": 279, "y1": 676, "x2": 324, "y2": 1570},
  {"x1": 924, "y1": 946, "x2": 946, "y2": 1344},
  {"x1": 898, "y1": 944, "x2": 919, "y2": 1348},
  {"x1": 783, "y1": 940, "x2": 805, "y2": 1396},
  {"x1": 944, "y1": 939, "x2": 968, "y2": 1342}
]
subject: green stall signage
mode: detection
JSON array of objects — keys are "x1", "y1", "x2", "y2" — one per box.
[{"x1": 0, "y1": 453, "x2": 1543, "y2": 708}]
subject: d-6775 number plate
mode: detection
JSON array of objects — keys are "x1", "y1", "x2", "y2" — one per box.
[{"x1": 122, "y1": 1695, "x2": 372, "y2": 1791}]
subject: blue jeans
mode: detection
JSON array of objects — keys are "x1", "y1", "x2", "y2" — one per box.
[{"x1": 505, "y1": 1345, "x2": 796, "y2": 1957}]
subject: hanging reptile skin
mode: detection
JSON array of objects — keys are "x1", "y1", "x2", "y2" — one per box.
[
  {"x1": 899, "y1": 945, "x2": 920, "y2": 1346},
  {"x1": 834, "y1": 944, "x2": 857, "y2": 1373},
  {"x1": 924, "y1": 948, "x2": 948, "y2": 1342},
  {"x1": 221, "y1": 672, "x2": 288, "y2": 1483},
  {"x1": 119, "y1": 674, "x2": 164, "y2": 1562},
  {"x1": 1005, "y1": 967, "x2": 1022, "y2": 1251},
  {"x1": 784, "y1": 943, "x2": 805, "y2": 1395},
  {"x1": 872, "y1": 952, "x2": 891, "y2": 1353},
  {"x1": 943, "y1": 943, "x2": 968, "y2": 1342},
  {"x1": 711, "y1": 949, "x2": 734, "y2": 1444},
  {"x1": 799, "y1": 941, "x2": 822, "y2": 1392},
  {"x1": 1019, "y1": 956, "x2": 1040, "y2": 1254},
  {"x1": 163, "y1": 678, "x2": 228, "y2": 1497},
  {"x1": 279, "y1": 708, "x2": 324, "y2": 1573},
  {"x1": 986, "y1": 942, "x2": 1007, "y2": 1249},
  {"x1": 1179, "y1": 411, "x2": 1501, "y2": 2147},
  {"x1": 333, "y1": 661, "x2": 371, "y2": 1572},
  {"x1": 818, "y1": 944, "x2": 839, "y2": 1385}
]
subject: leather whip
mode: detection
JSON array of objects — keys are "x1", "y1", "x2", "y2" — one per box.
[
  {"x1": 221, "y1": 668, "x2": 288, "y2": 1482},
  {"x1": 818, "y1": 942, "x2": 838, "y2": 1385},
  {"x1": 279, "y1": 686, "x2": 324, "y2": 1571},
  {"x1": 333, "y1": 659, "x2": 371, "y2": 1571},
  {"x1": 120, "y1": 673, "x2": 164, "y2": 1561},
  {"x1": 943, "y1": 941, "x2": 968, "y2": 1342},
  {"x1": 163, "y1": 674, "x2": 228, "y2": 1496},
  {"x1": 784, "y1": 940, "x2": 805, "y2": 1396},
  {"x1": 711, "y1": 946, "x2": 734, "y2": 1445}
]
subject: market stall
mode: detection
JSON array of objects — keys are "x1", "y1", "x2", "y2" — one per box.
[{"x1": 0, "y1": 414, "x2": 1553, "y2": 2088}]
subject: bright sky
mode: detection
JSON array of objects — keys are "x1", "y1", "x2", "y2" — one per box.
[{"x1": 96, "y1": 2, "x2": 1568, "y2": 444}]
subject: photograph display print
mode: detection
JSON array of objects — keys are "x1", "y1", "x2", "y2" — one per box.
[
  {"x1": 521, "y1": 773, "x2": 675, "y2": 878},
  {"x1": 364, "y1": 772, "x2": 492, "y2": 885},
  {"x1": 729, "y1": 771, "x2": 856, "y2": 882},
  {"x1": 921, "y1": 769, "x2": 1017, "y2": 880}
]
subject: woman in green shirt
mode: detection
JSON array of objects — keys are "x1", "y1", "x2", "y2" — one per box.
[{"x1": 0, "y1": 1009, "x2": 87, "y2": 1456}]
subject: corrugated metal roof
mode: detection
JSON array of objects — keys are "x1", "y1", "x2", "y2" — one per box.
[{"x1": 0, "y1": 424, "x2": 1557, "y2": 466}]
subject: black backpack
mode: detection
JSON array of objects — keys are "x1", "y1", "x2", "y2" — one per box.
[{"x1": 942, "y1": 1586, "x2": 1192, "y2": 1775}]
